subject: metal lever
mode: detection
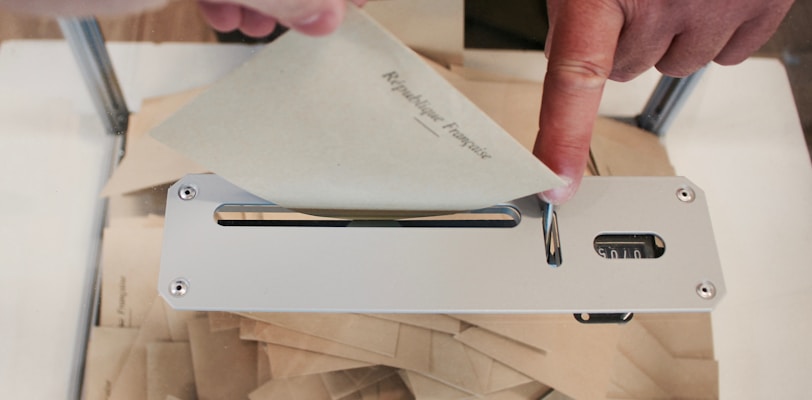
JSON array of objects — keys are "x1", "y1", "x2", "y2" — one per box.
[{"x1": 542, "y1": 202, "x2": 562, "y2": 267}]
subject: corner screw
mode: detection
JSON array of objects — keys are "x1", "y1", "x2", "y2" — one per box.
[
  {"x1": 170, "y1": 278, "x2": 189, "y2": 297},
  {"x1": 676, "y1": 186, "x2": 695, "y2": 203},
  {"x1": 178, "y1": 184, "x2": 197, "y2": 200},
  {"x1": 696, "y1": 281, "x2": 716, "y2": 299}
]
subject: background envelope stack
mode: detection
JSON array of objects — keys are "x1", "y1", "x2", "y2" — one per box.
[{"x1": 87, "y1": 63, "x2": 719, "y2": 400}]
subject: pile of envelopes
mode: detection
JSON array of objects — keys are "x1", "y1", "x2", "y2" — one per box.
[
  {"x1": 87, "y1": 220, "x2": 719, "y2": 399},
  {"x1": 89, "y1": 231, "x2": 719, "y2": 400},
  {"x1": 85, "y1": 68, "x2": 718, "y2": 400}
]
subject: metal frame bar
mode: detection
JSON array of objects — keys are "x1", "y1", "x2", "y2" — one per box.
[
  {"x1": 58, "y1": 17, "x2": 129, "y2": 135},
  {"x1": 57, "y1": 17, "x2": 130, "y2": 400},
  {"x1": 636, "y1": 68, "x2": 706, "y2": 136}
]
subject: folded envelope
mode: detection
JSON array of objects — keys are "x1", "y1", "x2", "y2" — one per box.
[{"x1": 151, "y1": 5, "x2": 563, "y2": 217}]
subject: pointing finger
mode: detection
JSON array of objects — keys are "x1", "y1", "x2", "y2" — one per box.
[{"x1": 535, "y1": 0, "x2": 624, "y2": 204}]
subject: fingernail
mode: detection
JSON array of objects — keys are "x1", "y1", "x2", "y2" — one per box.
[
  {"x1": 293, "y1": 12, "x2": 326, "y2": 28},
  {"x1": 538, "y1": 177, "x2": 574, "y2": 205},
  {"x1": 291, "y1": 10, "x2": 341, "y2": 35}
]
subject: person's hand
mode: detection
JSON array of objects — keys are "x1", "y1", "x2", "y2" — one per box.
[
  {"x1": 535, "y1": 0, "x2": 793, "y2": 204},
  {"x1": 197, "y1": 0, "x2": 366, "y2": 37}
]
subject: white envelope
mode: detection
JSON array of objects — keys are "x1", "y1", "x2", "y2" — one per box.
[{"x1": 151, "y1": 5, "x2": 563, "y2": 217}]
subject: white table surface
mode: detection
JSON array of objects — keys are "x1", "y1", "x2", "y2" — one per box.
[{"x1": 1, "y1": 41, "x2": 809, "y2": 399}]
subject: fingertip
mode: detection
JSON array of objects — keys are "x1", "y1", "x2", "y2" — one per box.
[
  {"x1": 240, "y1": 8, "x2": 278, "y2": 38},
  {"x1": 532, "y1": 130, "x2": 592, "y2": 205},
  {"x1": 290, "y1": 2, "x2": 345, "y2": 36},
  {"x1": 713, "y1": 52, "x2": 748, "y2": 66},
  {"x1": 197, "y1": 1, "x2": 242, "y2": 33},
  {"x1": 539, "y1": 175, "x2": 580, "y2": 205}
]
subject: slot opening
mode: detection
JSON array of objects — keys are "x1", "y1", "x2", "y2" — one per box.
[{"x1": 214, "y1": 204, "x2": 521, "y2": 228}]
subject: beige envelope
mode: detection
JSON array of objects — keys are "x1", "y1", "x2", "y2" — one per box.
[
  {"x1": 634, "y1": 313, "x2": 715, "y2": 359},
  {"x1": 249, "y1": 374, "x2": 332, "y2": 400},
  {"x1": 364, "y1": 314, "x2": 462, "y2": 335},
  {"x1": 146, "y1": 342, "x2": 196, "y2": 400},
  {"x1": 208, "y1": 311, "x2": 243, "y2": 332},
  {"x1": 257, "y1": 343, "x2": 272, "y2": 386},
  {"x1": 81, "y1": 327, "x2": 139, "y2": 400},
  {"x1": 590, "y1": 118, "x2": 675, "y2": 177},
  {"x1": 453, "y1": 323, "x2": 616, "y2": 400},
  {"x1": 240, "y1": 313, "x2": 401, "y2": 357},
  {"x1": 476, "y1": 381, "x2": 551, "y2": 400},
  {"x1": 612, "y1": 320, "x2": 718, "y2": 399},
  {"x1": 242, "y1": 319, "x2": 486, "y2": 395},
  {"x1": 264, "y1": 342, "x2": 373, "y2": 378},
  {"x1": 98, "y1": 225, "x2": 163, "y2": 328},
  {"x1": 187, "y1": 318, "x2": 258, "y2": 399},
  {"x1": 361, "y1": 374, "x2": 413, "y2": 400},
  {"x1": 461, "y1": 345, "x2": 533, "y2": 394},
  {"x1": 398, "y1": 370, "x2": 471, "y2": 399},
  {"x1": 161, "y1": 301, "x2": 207, "y2": 342},
  {"x1": 364, "y1": 0, "x2": 464, "y2": 65},
  {"x1": 321, "y1": 367, "x2": 398, "y2": 400},
  {"x1": 109, "y1": 298, "x2": 173, "y2": 400}
]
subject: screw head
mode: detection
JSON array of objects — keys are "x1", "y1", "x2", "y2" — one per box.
[
  {"x1": 170, "y1": 278, "x2": 189, "y2": 297},
  {"x1": 696, "y1": 281, "x2": 716, "y2": 299},
  {"x1": 676, "y1": 186, "x2": 696, "y2": 203},
  {"x1": 178, "y1": 184, "x2": 197, "y2": 200}
]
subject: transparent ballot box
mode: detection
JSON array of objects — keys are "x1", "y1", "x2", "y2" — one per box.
[{"x1": 1, "y1": 2, "x2": 810, "y2": 399}]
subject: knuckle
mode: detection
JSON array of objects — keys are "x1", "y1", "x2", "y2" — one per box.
[
  {"x1": 546, "y1": 60, "x2": 612, "y2": 91},
  {"x1": 611, "y1": 55, "x2": 655, "y2": 82}
]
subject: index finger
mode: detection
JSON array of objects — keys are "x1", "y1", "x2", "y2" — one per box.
[{"x1": 534, "y1": 0, "x2": 624, "y2": 204}]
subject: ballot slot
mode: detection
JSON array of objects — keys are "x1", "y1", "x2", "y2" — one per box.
[
  {"x1": 213, "y1": 204, "x2": 521, "y2": 228},
  {"x1": 161, "y1": 174, "x2": 726, "y2": 313},
  {"x1": 593, "y1": 233, "x2": 666, "y2": 259}
]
